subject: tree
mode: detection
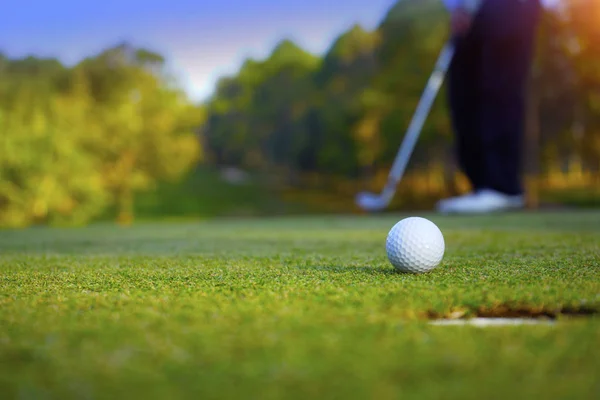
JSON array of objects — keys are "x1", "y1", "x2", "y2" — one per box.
[
  {"x1": 0, "y1": 58, "x2": 107, "y2": 227},
  {"x1": 73, "y1": 43, "x2": 202, "y2": 224},
  {"x1": 0, "y1": 44, "x2": 203, "y2": 227},
  {"x1": 203, "y1": 39, "x2": 319, "y2": 181},
  {"x1": 309, "y1": 25, "x2": 381, "y2": 177}
]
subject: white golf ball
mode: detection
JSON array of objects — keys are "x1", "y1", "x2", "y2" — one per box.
[{"x1": 386, "y1": 217, "x2": 445, "y2": 273}]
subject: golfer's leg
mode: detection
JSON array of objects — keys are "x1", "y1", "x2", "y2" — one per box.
[
  {"x1": 448, "y1": 33, "x2": 484, "y2": 191},
  {"x1": 479, "y1": 0, "x2": 541, "y2": 195}
]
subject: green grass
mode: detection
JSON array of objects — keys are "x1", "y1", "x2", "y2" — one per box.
[
  {"x1": 129, "y1": 167, "x2": 298, "y2": 221},
  {"x1": 1, "y1": 211, "x2": 599, "y2": 399}
]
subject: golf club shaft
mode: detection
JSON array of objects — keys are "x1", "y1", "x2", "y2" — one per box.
[{"x1": 381, "y1": 41, "x2": 455, "y2": 201}]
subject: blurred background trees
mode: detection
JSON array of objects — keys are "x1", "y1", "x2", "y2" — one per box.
[
  {"x1": 0, "y1": 44, "x2": 202, "y2": 226},
  {"x1": 1, "y1": 0, "x2": 598, "y2": 227}
]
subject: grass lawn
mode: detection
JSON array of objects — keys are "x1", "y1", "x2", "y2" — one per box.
[{"x1": 1, "y1": 211, "x2": 599, "y2": 399}]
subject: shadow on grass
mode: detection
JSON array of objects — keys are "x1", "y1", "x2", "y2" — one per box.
[{"x1": 291, "y1": 263, "x2": 403, "y2": 276}]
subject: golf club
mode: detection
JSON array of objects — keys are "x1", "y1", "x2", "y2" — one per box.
[{"x1": 355, "y1": 41, "x2": 455, "y2": 212}]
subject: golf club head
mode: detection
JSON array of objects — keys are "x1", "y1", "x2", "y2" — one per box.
[{"x1": 355, "y1": 191, "x2": 388, "y2": 212}]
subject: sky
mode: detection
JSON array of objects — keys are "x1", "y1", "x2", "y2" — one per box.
[{"x1": 0, "y1": 0, "x2": 398, "y2": 101}]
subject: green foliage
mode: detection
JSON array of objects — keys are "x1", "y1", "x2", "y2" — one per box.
[
  {"x1": 0, "y1": 44, "x2": 201, "y2": 227},
  {"x1": 72, "y1": 44, "x2": 202, "y2": 222},
  {"x1": 204, "y1": 39, "x2": 319, "y2": 181},
  {"x1": 533, "y1": 0, "x2": 600, "y2": 172},
  {"x1": 312, "y1": 25, "x2": 381, "y2": 176},
  {"x1": 0, "y1": 61, "x2": 107, "y2": 227},
  {"x1": 201, "y1": 0, "x2": 454, "y2": 180}
]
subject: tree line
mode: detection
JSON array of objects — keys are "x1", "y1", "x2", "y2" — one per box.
[
  {"x1": 202, "y1": 0, "x2": 599, "y2": 197},
  {"x1": 0, "y1": 44, "x2": 203, "y2": 226},
  {"x1": 1, "y1": 0, "x2": 598, "y2": 227}
]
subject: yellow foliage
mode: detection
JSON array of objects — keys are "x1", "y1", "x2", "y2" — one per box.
[{"x1": 0, "y1": 48, "x2": 204, "y2": 227}]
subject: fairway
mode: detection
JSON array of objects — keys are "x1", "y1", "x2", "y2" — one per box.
[{"x1": 1, "y1": 211, "x2": 599, "y2": 399}]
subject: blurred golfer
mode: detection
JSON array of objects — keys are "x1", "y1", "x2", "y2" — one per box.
[{"x1": 436, "y1": 0, "x2": 549, "y2": 213}]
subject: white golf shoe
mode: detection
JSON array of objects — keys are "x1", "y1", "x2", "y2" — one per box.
[
  {"x1": 435, "y1": 191, "x2": 477, "y2": 213},
  {"x1": 436, "y1": 189, "x2": 524, "y2": 214}
]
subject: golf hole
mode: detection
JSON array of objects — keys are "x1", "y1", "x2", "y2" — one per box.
[
  {"x1": 426, "y1": 304, "x2": 598, "y2": 326},
  {"x1": 429, "y1": 318, "x2": 555, "y2": 327}
]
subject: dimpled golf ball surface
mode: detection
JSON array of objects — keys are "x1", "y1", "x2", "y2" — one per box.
[{"x1": 386, "y1": 217, "x2": 445, "y2": 273}]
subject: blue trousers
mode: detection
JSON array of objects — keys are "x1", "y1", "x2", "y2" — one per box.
[{"x1": 448, "y1": 0, "x2": 542, "y2": 195}]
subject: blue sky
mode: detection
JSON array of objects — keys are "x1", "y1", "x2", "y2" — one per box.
[{"x1": 0, "y1": 0, "x2": 397, "y2": 101}]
